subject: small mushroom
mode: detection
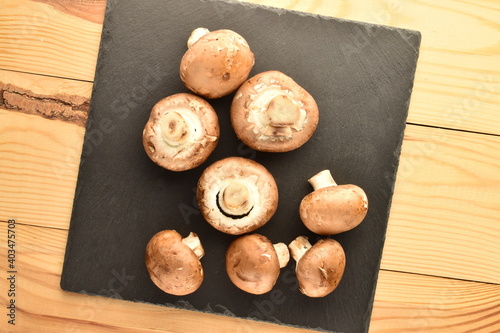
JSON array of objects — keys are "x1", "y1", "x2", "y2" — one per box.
[
  {"x1": 180, "y1": 28, "x2": 255, "y2": 99},
  {"x1": 197, "y1": 157, "x2": 278, "y2": 235},
  {"x1": 226, "y1": 234, "x2": 290, "y2": 294},
  {"x1": 142, "y1": 93, "x2": 219, "y2": 172},
  {"x1": 145, "y1": 230, "x2": 204, "y2": 296},
  {"x1": 288, "y1": 236, "x2": 345, "y2": 298},
  {"x1": 230, "y1": 70, "x2": 319, "y2": 152},
  {"x1": 300, "y1": 170, "x2": 368, "y2": 235}
]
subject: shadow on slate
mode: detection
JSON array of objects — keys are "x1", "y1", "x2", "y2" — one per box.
[{"x1": 60, "y1": 0, "x2": 421, "y2": 332}]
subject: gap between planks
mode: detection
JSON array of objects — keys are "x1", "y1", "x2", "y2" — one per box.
[
  {"x1": 0, "y1": 68, "x2": 95, "y2": 84},
  {"x1": 407, "y1": 122, "x2": 500, "y2": 139}
]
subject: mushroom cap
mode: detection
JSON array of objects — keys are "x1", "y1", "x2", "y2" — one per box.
[
  {"x1": 180, "y1": 29, "x2": 255, "y2": 99},
  {"x1": 230, "y1": 70, "x2": 319, "y2": 152},
  {"x1": 225, "y1": 234, "x2": 281, "y2": 294},
  {"x1": 145, "y1": 230, "x2": 204, "y2": 296},
  {"x1": 295, "y1": 238, "x2": 345, "y2": 298},
  {"x1": 299, "y1": 184, "x2": 368, "y2": 235},
  {"x1": 142, "y1": 93, "x2": 219, "y2": 172},
  {"x1": 197, "y1": 157, "x2": 278, "y2": 235}
]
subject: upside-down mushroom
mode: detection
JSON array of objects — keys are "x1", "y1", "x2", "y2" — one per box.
[
  {"x1": 226, "y1": 234, "x2": 290, "y2": 294},
  {"x1": 142, "y1": 93, "x2": 219, "y2": 172},
  {"x1": 230, "y1": 70, "x2": 319, "y2": 152},
  {"x1": 180, "y1": 28, "x2": 255, "y2": 99},
  {"x1": 300, "y1": 170, "x2": 368, "y2": 235},
  {"x1": 197, "y1": 157, "x2": 278, "y2": 235},
  {"x1": 145, "y1": 230, "x2": 205, "y2": 296},
  {"x1": 288, "y1": 236, "x2": 345, "y2": 298}
]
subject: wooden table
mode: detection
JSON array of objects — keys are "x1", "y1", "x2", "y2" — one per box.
[{"x1": 1, "y1": 1, "x2": 499, "y2": 332}]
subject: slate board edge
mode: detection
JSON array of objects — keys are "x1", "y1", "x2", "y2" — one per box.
[
  {"x1": 59, "y1": 0, "x2": 115, "y2": 291},
  {"x1": 363, "y1": 29, "x2": 422, "y2": 332},
  {"x1": 207, "y1": 0, "x2": 422, "y2": 38},
  {"x1": 61, "y1": 288, "x2": 340, "y2": 333}
]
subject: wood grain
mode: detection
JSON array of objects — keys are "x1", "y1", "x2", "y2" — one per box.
[
  {"x1": 0, "y1": 108, "x2": 85, "y2": 229},
  {"x1": 0, "y1": 0, "x2": 104, "y2": 81},
  {"x1": 0, "y1": 69, "x2": 91, "y2": 126},
  {"x1": 382, "y1": 125, "x2": 500, "y2": 284},
  {"x1": 31, "y1": 0, "x2": 107, "y2": 24},
  {"x1": 371, "y1": 269, "x2": 500, "y2": 332},
  {"x1": 0, "y1": 0, "x2": 499, "y2": 134},
  {"x1": 0, "y1": 222, "x2": 498, "y2": 333}
]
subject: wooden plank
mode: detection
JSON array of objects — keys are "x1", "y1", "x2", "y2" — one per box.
[
  {"x1": 0, "y1": 0, "x2": 104, "y2": 81},
  {"x1": 371, "y1": 269, "x2": 500, "y2": 332},
  {"x1": 382, "y1": 125, "x2": 500, "y2": 284},
  {"x1": 0, "y1": 70, "x2": 90, "y2": 228},
  {"x1": 1, "y1": 0, "x2": 498, "y2": 134},
  {"x1": 0, "y1": 222, "x2": 498, "y2": 333},
  {"x1": 30, "y1": 0, "x2": 107, "y2": 24},
  {"x1": 0, "y1": 109, "x2": 85, "y2": 229}
]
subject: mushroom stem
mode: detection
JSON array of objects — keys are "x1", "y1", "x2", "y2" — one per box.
[
  {"x1": 266, "y1": 95, "x2": 300, "y2": 127},
  {"x1": 218, "y1": 181, "x2": 253, "y2": 216},
  {"x1": 263, "y1": 125, "x2": 293, "y2": 137},
  {"x1": 187, "y1": 28, "x2": 210, "y2": 48},
  {"x1": 160, "y1": 111, "x2": 189, "y2": 147},
  {"x1": 308, "y1": 170, "x2": 337, "y2": 191},
  {"x1": 288, "y1": 236, "x2": 312, "y2": 263},
  {"x1": 182, "y1": 232, "x2": 205, "y2": 259},
  {"x1": 273, "y1": 242, "x2": 290, "y2": 268}
]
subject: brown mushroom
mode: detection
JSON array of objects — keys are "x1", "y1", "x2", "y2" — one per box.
[
  {"x1": 197, "y1": 157, "x2": 278, "y2": 235},
  {"x1": 142, "y1": 93, "x2": 219, "y2": 172},
  {"x1": 145, "y1": 230, "x2": 204, "y2": 296},
  {"x1": 288, "y1": 236, "x2": 345, "y2": 298},
  {"x1": 180, "y1": 28, "x2": 255, "y2": 99},
  {"x1": 226, "y1": 234, "x2": 290, "y2": 295},
  {"x1": 230, "y1": 70, "x2": 319, "y2": 152},
  {"x1": 300, "y1": 170, "x2": 368, "y2": 235}
]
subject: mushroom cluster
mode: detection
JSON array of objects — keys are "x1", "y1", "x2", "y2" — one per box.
[{"x1": 143, "y1": 27, "x2": 369, "y2": 299}]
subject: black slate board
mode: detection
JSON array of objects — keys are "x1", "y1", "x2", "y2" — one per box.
[{"x1": 60, "y1": 1, "x2": 421, "y2": 332}]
